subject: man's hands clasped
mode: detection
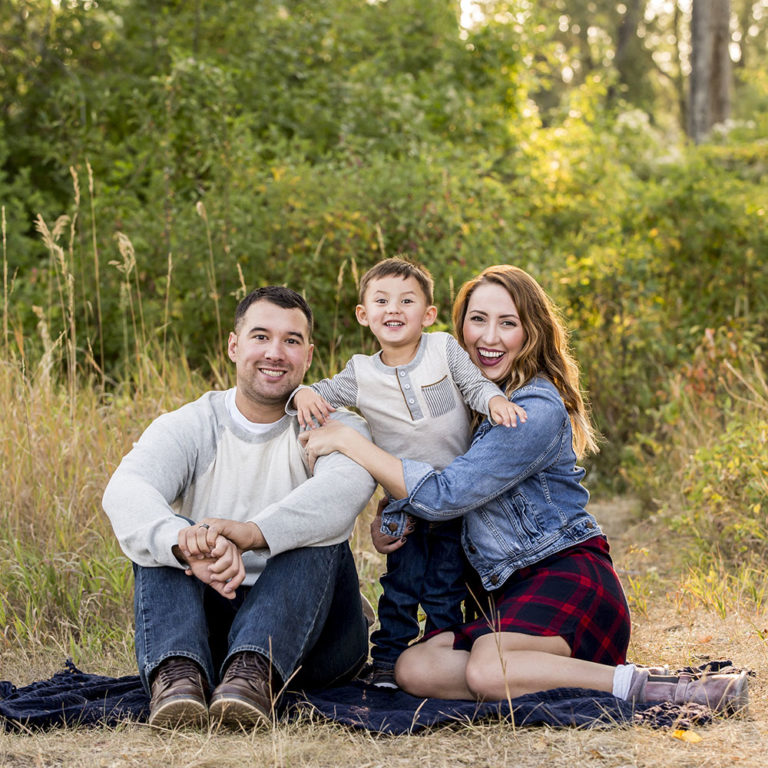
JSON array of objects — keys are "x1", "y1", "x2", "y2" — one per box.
[{"x1": 176, "y1": 519, "x2": 266, "y2": 599}]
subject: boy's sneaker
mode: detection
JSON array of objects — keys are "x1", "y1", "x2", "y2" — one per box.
[{"x1": 369, "y1": 666, "x2": 398, "y2": 690}]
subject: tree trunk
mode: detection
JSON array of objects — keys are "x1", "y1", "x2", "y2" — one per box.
[
  {"x1": 614, "y1": 0, "x2": 655, "y2": 110},
  {"x1": 689, "y1": 0, "x2": 732, "y2": 142},
  {"x1": 675, "y1": 1, "x2": 688, "y2": 132}
]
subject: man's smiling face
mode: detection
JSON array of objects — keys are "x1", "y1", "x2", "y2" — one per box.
[{"x1": 228, "y1": 299, "x2": 314, "y2": 421}]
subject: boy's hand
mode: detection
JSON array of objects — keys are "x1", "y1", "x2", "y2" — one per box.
[
  {"x1": 489, "y1": 395, "x2": 528, "y2": 428},
  {"x1": 294, "y1": 387, "x2": 335, "y2": 429},
  {"x1": 370, "y1": 512, "x2": 416, "y2": 554}
]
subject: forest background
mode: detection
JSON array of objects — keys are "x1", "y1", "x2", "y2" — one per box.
[{"x1": 1, "y1": 0, "x2": 768, "y2": 738}]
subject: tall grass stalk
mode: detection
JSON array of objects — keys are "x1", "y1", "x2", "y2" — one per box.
[
  {"x1": 2, "y1": 205, "x2": 8, "y2": 356},
  {"x1": 87, "y1": 160, "x2": 106, "y2": 389},
  {"x1": 111, "y1": 232, "x2": 148, "y2": 390},
  {"x1": 196, "y1": 201, "x2": 223, "y2": 360},
  {"x1": 35, "y1": 213, "x2": 78, "y2": 417},
  {"x1": 235, "y1": 261, "x2": 247, "y2": 301},
  {"x1": 162, "y1": 251, "x2": 173, "y2": 380},
  {"x1": 329, "y1": 257, "x2": 346, "y2": 375}
]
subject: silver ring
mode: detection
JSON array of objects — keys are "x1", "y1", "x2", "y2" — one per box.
[{"x1": 199, "y1": 523, "x2": 210, "y2": 529}]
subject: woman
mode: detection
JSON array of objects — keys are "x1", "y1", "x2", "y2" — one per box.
[{"x1": 300, "y1": 265, "x2": 747, "y2": 712}]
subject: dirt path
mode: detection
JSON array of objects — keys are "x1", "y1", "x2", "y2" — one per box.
[{"x1": 589, "y1": 496, "x2": 643, "y2": 543}]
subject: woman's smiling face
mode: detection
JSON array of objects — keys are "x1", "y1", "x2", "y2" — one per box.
[{"x1": 462, "y1": 281, "x2": 526, "y2": 383}]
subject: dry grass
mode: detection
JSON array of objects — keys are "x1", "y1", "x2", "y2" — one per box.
[
  {"x1": 3, "y1": 499, "x2": 767, "y2": 768},
  {"x1": 2, "y1": 716, "x2": 766, "y2": 768}
]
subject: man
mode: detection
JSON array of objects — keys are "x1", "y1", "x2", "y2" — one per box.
[{"x1": 103, "y1": 286, "x2": 376, "y2": 729}]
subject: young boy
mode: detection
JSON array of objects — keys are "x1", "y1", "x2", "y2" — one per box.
[{"x1": 291, "y1": 257, "x2": 524, "y2": 688}]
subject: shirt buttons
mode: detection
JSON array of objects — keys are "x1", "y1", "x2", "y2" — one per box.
[
  {"x1": 408, "y1": 399, "x2": 415, "y2": 404},
  {"x1": 387, "y1": 522, "x2": 398, "y2": 533},
  {"x1": 399, "y1": 371, "x2": 406, "y2": 377},
  {"x1": 404, "y1": 384, "x2": 410, "y2": 389},
  {"x1": 468, "y1": 545, "x2": 477, "y2": 554},
  {"x1": 586, "y1": 521, "x2": 595, "y2": 529},
  {"x1": 490, "y1": 574, "x2": 499, "y2": 585}
]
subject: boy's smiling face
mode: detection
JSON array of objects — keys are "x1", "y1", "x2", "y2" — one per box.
[{"x1": 355, "y1": 274, "x2": 437, "y2": 363}]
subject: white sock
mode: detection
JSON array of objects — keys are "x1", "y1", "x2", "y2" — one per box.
[{"x1": 611, "y1": 663, "x2": 637, "y2": 699}]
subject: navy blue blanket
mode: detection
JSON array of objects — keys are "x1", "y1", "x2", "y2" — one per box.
[{"x1": 0, "y1": 660, "x2": 721, "y2": 734}]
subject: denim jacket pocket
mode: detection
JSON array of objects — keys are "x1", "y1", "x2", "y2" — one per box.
[
  {"x1": 477, "y1": 496, "x2": 536, "y2": 557},
  {"x1": 490, "y1": 493, "x2": 543, "y2": 553},
  {"x1": 420, "y1": 376, "x2": 457, "y2": 418},
  {"x1": 511, "y1": 493, "x2": 542, "y2": 539}
]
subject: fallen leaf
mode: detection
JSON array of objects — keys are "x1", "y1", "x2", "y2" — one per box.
[{"x1": 672, "y1": 729, "x2": 702, "y2": 743}]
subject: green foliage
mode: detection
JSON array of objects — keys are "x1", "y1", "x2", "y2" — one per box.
[
  {"x1": 624, "y1": 323, "x2": 768, "y2": 576},
  {"x1": 2, "y1": 0, "x2": 768, "y2": 492},
  {"x1": 677, "y1": 418, "x2": 768, "y2": 564}
]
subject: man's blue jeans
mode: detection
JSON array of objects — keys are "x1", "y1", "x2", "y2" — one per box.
[{"x1": 133, "y1": 542, "x2": 367, "y2": 694}]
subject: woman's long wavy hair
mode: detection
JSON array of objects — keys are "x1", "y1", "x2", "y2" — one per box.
[{"x1": 452, "y1": 265, "x2": 599, "y2": 458}]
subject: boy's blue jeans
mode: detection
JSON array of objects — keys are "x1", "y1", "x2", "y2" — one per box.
[
  {"x1": 371, "y1": 518, "x2": 466, "y2": 669},
  {"x1": 133, "y1": 542, "x2": 368, "y2": 694}
]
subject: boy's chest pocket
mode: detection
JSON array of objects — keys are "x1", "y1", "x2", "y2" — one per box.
[{"x1": 421, "y1": 376, "x2": 457, "y2": 418}]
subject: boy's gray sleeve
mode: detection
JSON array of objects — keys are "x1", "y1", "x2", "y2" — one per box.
[
  {"x1": 250, "y1": 409, "x2": 376, "y2": 555},
  {"x1": 444, "y1": 334, "x2": 506, "y2": 414},
  {"x1": 102, "y1": 410, "x2": 206, "y2": 569},
  {"x1": 286, "y1": 358, "x2": 359, "y2": 414}
]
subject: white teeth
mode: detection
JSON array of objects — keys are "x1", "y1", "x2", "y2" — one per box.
[
  {"x1": 261, "y1": 369, "x2": 284, "y2": 378},
  {"x1": 385, "y1": 321, "x2": 403, "y2": 327},
  {"x1": 480, "y1": 350, "x2": 504, "y2": 359}
]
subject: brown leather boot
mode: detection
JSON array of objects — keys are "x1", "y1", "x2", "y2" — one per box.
[
  {"x1": 209, "y1": 651, "x2": 275, "y2": 729},
  {"x1": 628, "y1": 668, "x2": 748, "y2": 714},
  {"x1": 148, "y1": 656, "x2": 208, "y2": 728}
]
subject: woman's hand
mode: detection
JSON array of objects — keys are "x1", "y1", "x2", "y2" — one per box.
[
  {"x1": 298, "y1": 419, "x2": 358, "y2": 472},
  {"x1": 298, "y1": 418, "x2": 409, "y2": 499}
]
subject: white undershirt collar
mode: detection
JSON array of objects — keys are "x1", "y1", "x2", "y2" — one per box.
[{"x1": 226, "y1": 388, "x2": 288, "y2": 434}]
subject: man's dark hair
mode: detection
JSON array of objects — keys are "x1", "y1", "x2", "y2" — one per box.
[{"x1": 234, "y1": 286, "x2": 314, "y2": 337}]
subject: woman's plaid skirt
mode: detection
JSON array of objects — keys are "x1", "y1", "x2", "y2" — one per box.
[{"x1": 434, "y1": 535, "x2": 630, "y2": 666}]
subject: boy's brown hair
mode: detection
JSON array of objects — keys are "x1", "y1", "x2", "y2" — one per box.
[{"x1": 358, "y1": 257, "x2": 434, "y2": 305}]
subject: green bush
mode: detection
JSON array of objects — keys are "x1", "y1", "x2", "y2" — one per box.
[
  {"x1": 623, "y1": 324, "x2": 768, "y2": 567},
  {"x1": 3, "y1": 1, "x2": 768, "y2": 490},
  {"x1": 676, "y1": 417, "x2": 768, "y2": 566}
]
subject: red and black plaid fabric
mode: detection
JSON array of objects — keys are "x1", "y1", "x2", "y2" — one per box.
[{"x1": 440, "y1": 536, "x2": 630, "y2": 666}]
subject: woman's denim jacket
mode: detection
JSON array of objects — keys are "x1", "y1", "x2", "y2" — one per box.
[{"x1": 382, "y1": 377, "x2": 602, "y2": 591}]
